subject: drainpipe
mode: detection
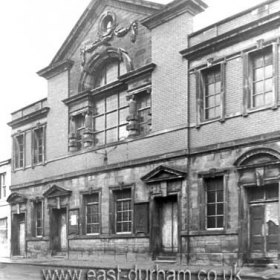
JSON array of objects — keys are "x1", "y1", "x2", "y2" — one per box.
[{"x1": 186, "y1": 56, "x2": 191, "y2": 265}]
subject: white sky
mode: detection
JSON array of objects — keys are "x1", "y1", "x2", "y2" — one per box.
[{"x1": 0, "y1": 0, "x2": 265, "y2": 161}]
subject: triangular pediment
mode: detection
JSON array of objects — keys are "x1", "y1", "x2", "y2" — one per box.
[
  {"x1": 48, "y1": 0, "x2": 163, "y2": 66},
  {"x1": 7, "y1": 192, "x2": 27, "y2": 204},
  {"x1": 43, "y1": 185, "x2": 72, "y2": 198},
  {"x1": 141, "y1": 165, "x2": 186, "y2": 183}
]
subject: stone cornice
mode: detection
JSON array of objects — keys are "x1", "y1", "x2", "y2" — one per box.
[
  {"x1": 119, "y1": 63, "x2": 156, "y2": 82},
  {"x1": 142, "y1": 0, "x2": 207, "y2": 30},
  {"x1": 63, "y1": 80, "x2": 125, "y2": 106},
  {"x1": 37, "y1": 59, "x2": 74, "y2": 79},
  {"x1": 8, "y1": 107, "x2": 50, "y2": 129},
  {"x1": 180, "y1": 11, "x2": 280, "y2": 60}
]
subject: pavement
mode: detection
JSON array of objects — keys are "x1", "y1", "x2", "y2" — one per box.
[{"x1": 1, "y1": 256, "x2": 280, "y2": 279}]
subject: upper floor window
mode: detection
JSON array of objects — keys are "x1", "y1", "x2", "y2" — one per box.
[
  {"x1": 95, "y1": 60, "x2": 126, "y2": 88},
  {"x1": 243, "y1": 44, "x2": 278, "y2": 114},
  {"x1": 14, "y1": 134, "x2": 24, "y2": 169},
  {"x1": 33, "y1": 127, "x2": 45, "y2": 165},
  {"x1": 93, "y1": 91, "x2": 129, "y2": 146},
  {"x1": 196, "y1": 63, "x2": 226, "y2": 125},
  {"x1": 136, "y1": 92, "x2": 151, "y2": 135},
  {"x1": 251, "y1": 47, "x2": 273, "y2": 108},
  {"x1": 203, "y1": 65, "x2": 221, "y2": 120},
  {"x1": 0, "y1": 173, "x2": 6, "y2": 199},
  {"x1": 205, "y1": 176, "x2": 224, "y2": 229}
]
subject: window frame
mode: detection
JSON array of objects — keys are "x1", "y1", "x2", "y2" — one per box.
[
  {"x1": 0, "y1": 173, "x2": 6, "y2": 199},
  {"x1": 196, "y1": 62, "x2": 226, "y2": 126},
  {"x1": 135, "y1": 91, "x2": 151, "y2": 136},
  {"x1": 198, "y1": 171, "x2": 229, "y2": 232},
  {"x1": 34, "y1": 200, "x2": 43, "y2": 237},
  {"x1": 13, "y1": 133, "x2": 25, "y2": 170},
  {"x1": 243, "y1": 43, "x2": 278, "y2": 115},
  {"x1": 204, "y1": 176, "x2": 225, "y2": 230},
  {"x1": 109, "y1": 185, "x2": 134, "y2": 235},
  {"x1": 32, "y1": 126, "x2": 46, "y2": 166},
  {"x1": 93, "y1": 91, "x2": 129, "y2": 146},
  {"x1": 84, "y1": 192, "x2": 101, "y2": 235}
]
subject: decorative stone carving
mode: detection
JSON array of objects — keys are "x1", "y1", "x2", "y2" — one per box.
[
  {"x1": 126, "y1": 95, "x2": 139, "y2": 137},
  {"x1": 80, "y1": 12, "x2": 138, "y2": 69},
  {"x1": 68, "y1": 116, "x2": 78, "y2": 152},
  {"x1": 83, "y1": 111, "x2": 94, "y2": 148}
]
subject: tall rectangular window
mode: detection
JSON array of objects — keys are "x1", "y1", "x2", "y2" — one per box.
[
  {"x1": 33, "y1": 127, "x2": 45, "y2": 165},
  {"x1": 137, "y1": 92, "x2": 151, "y2": 136},
  {"x1": 35, "y1": 201, "x2": 43, "y2": 237},
  {"x1": 93, "y1": 91, "x2": 128, "y2": 146},
  {"x1": 85, "y1": 193, "x2": 100, "y2": 234},
  {"x1": 205, "y1": 177, "x2": 224, "y2": 229},
  {"x1": 203, "y1": 65, "x2": 221, "y2": 120},
  {"x1": 0, "y1": 173, "x2": 6, "y2": 199},
  {"x1": 251, "y1": 47, "x2": 273, "y2": 108},
  {"x1": 115, "y1": 189, "x2": 132, "y2": 233},
  {"x1": 14, "y1": 134, "x2": 24, "y2": 169}
]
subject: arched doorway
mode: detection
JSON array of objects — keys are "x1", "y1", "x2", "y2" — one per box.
[{"x1": 235, "y1": 148, "x2": 280, "y2": 263}]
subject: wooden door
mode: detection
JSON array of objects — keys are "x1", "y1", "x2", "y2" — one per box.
[
  {"x1": 250, "y1": 205, "x2": 265, "y2": 254},
  {"x1": 160, "y1": 198, "x2": 178, "y2": 253}
]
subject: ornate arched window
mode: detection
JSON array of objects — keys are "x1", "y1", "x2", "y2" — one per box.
[{"x1": 94, "y1": 59, "x2": 127, "y2": 88}]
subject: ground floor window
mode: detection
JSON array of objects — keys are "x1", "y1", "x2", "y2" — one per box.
[
  {"x1": 85, "y1": 193, "x2": 100, "y2": 234},
  {"x1": 0, "y1": 218, "x2": 7, "y2": 241},
  {"x1": 115, "y1": 189, "x2": 132, "y2": 233}
]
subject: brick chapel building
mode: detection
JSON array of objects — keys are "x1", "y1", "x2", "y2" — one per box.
[{"x1": 7, "y1": 0, "x2": 280, "y2": 267}]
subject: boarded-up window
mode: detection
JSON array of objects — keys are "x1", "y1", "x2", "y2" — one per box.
[{"x1": 134, "y1": 202, "x2": 149, "y2": 234}]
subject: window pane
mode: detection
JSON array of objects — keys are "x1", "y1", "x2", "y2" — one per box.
[
  {"x1": 119, "y1": 91, "x2": 127, "y2": 108},
  {"x1": 265, "y1": 65, "x2": 273, "y2": 78},
  {"x1": 119, "y1": 61, "x2": 127, "y2": 76},
  {"x1": 217, "y1": 191, "x2": 224, "y2": 202},
  {"x1": 106, "y1": 111, "x2": 118, "y2": 128},
  {"x1": 207, "y1": 84, "x2": 215, "y2": 96},
  {"x1": 94, "y1": 116, "x2": 105, "y2": 132},
  {"x1": 119, "y1": 108, "x2": 128, "y2": 125},
  {"x1": 265, "y1": 91, "x2": 273, "y2": 105},
  {"x1": 217, "y1": 203, "x2": 224, "y2": 215},
  {"x1": 207, "y1": 217, "x2": 215, "y2": 228},
  {"x1": 119, "y1": 125, "x2": 128, "y2": 140},
  {"x1": 253, "y1": 94, "x2": 264, "y2": 107},
  {"x1": 106, "y1": 128, "x2": 118, "y2": 143},
  {"x1": 264, "y1": 52, "x2": 272, "y2": 66},
  {"x1": 207, "y1": 205, "x2": 215, "y2": 216},
  {"x1": 207, "y1": 192, "x2": 215, "y2": 203},
  {"x1": 95, "y1": 99, "x2": 105, "y2": 115},
  {"x1": 254, "y1": 68, "x2": 264, "y2": 81},
  {"x1": 95, "y1": 132, "x2": 105, "y2": 146},
  {"x1": 106, "y1": 62, "x2": 119, "y2": 84},
  {"x1": 216, "y1": 81, "x2": 221, "y2": 93},
  {"x1": 217, "y1": 216, "x2": 224, "y2": 228},
  {"x1": 106, "y1": 95, "x2": 118, "y2": 112},
  {"x1": 265, "y1": 79, "x2": 272, "y2": 93},
  {"x1": 253, "y1": 55, "x2": 264, "y2": 68},
  {"x1": 206, "y1": 96, "x2": 215, "y2": 108},
  {"x1": 254, "y1": 81, "x2": 264, "y2": 95}
]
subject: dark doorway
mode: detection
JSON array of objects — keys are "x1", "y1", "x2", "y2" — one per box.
[
  {"x1": 50, "y1": 208, "x2": 67, "y2": 255},
  {"x1": 12, "y1": 213, "x2": 25, "y2": 256}
]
